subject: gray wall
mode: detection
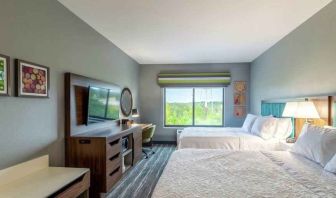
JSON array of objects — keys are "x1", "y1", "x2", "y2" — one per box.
[
  {"x1": 251, "y1": 1, "x2": 336, "y2": 114},
  {"x1": 0, "y1": 0, "x2": 139, "y2": 169},
  {"x1": 139, "y1": 63, "x2": 250, "y2": 141}
]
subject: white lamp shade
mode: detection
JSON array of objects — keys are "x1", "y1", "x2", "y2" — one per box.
[
  {"x1": 282, "y1": 102, "x2": 299, "y2": 117},
  {"x1": 295, "y1": 101, "x2": 320, "y2": 119},
  {"x1": 282, "y1": 101, "x2": 320, "y2": 119}
]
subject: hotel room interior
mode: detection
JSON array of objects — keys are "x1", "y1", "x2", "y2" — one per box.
[{"x1": 1, "y1": 0, "x2": 336, "y2": 197}]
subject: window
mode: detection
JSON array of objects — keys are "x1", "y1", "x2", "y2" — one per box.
[
  {"x1": 164, "y1": 87, "x2": 224, "y2": 126},
  {"x1": 165, "y1": 88, "x2": 193, "y2": 126}
]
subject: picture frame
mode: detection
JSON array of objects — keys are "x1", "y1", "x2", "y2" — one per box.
[
  {"x1": 234, "y1": 81, "x2": 247, "y2": 92},
  {"x1": 234, "y1": 106, "x2": 247, "y2": 118},
  {"x1": 233, "y1": 81, "x2": 247, "y2": 117},
  {"x1": 234, "y1": 92, "x2": 246, "y2": 106},
  {"x1": 0, "y1": 54, "x2": 10, "y2": 96},
  {"x1": 15, "y1": 59, "x2": 50, "y2": 98}
]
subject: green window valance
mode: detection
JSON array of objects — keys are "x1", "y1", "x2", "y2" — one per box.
[{"x1": 157, "y1": 72, "x2": 231, "y2": 87}]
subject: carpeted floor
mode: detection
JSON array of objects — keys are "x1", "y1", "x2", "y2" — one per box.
[{"x1": 107, "y1": 144, "x2": 176, "y2": 198}]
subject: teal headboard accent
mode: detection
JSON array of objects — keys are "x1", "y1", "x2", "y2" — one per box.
[
  {"x1": 261, "y1": 102, "x2": 295, "y2": 138},
  {"x1": 261, "y1": 103, "x2": 286, "y2": 118}
]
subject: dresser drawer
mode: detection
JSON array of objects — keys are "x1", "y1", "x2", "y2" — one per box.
[
  {"x1": 106, "y1": 152, "x2": 121, "y2": 174},
  {"x1": 107, "y1": 138, "x2": 121, "y2": 158},
  {"x1": 105, "y1": 166, "x2": 122, "y2": 192}
]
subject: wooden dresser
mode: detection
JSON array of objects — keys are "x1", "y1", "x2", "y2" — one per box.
[
  {"x1": 64, "y1": 73, "x2": 142, "y2": 197},
  {"x1": 67, "y1": 125, "x2": 142, "y2": 197}
]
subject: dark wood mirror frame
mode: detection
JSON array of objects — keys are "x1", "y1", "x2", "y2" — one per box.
[{"x1": 120, "y1": 87, "x2": 133, "y2": 117}]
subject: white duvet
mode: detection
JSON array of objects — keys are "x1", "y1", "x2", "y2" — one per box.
[
  {"x1": 178, "y1": 127, "x2": 281, "y2": 150},
  {"x1": 152, "y1": 149, "x2": 336, "y2": 198}
]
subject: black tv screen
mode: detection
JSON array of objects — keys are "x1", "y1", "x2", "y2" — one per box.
[{"x1": 87, "y1": 86, "x2": 120, "y2": 124}]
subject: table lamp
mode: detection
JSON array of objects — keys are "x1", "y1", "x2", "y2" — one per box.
[
  {"x1": 282, "y1": 99, "x2": 320, "y2": 122},
  {"x1": 132, "y1": 108, "x2": 139, "y2": 118}
]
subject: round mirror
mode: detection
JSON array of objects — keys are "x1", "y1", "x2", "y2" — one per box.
[{"x1": 120, "y1": 87, "x2": 133, "y2": 117}]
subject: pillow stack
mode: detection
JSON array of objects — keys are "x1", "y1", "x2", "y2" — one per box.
[
  {"x1": 251, "y1": 116, "x2": 277, "y2": 140},
  {"x1": 242, "y1": 114, "x2": 258, "y2": 133},
  {"x1": 242, "y1": 114, "x2": 293, "y2": 140},
  {"x1": 290, "y1": 124, "x2": 336, "y2": 172},
  {"x1": 273, "y1": 118, "x2": 293, "y2": 140}
]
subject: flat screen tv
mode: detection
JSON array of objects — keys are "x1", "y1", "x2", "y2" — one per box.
[{"x1": 87, "y1": 86, "x2": 120, "y2": 124}]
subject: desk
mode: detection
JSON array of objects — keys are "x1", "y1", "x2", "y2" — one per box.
[
  {"x1": 0, "y1": 156, "x2": 90, "y2": 198},
  {"x1": 131, "y1": 123, "x2": 153, "y2": 131}
]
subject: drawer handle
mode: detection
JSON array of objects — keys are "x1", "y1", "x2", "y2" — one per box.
[
  {"x1": 79, "y1": 139, "x2": 91, "y2": 144},
  {"x1": 109, "y1": 153, "x2": 120, "y2": 161},
  {"x1": 109, "y1": 139, "x2": 120, "y2": 146},
  {"x1": 109, "y1": 167, "x2": 120, "y2": 176}
]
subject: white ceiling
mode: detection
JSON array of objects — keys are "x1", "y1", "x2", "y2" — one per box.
[{"x1": 58, "y1": 0, "x2": 331, "y2": 64}]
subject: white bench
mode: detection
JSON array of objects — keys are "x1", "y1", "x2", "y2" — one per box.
[{"x1": 0, "y1": 155, "x2": 90, "y2": 198}]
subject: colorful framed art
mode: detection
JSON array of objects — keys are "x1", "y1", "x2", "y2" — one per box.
[
  {"x1": 234, "y1": 81, "x2": 247, "y2": 92},
  {"x1": 0, "y1": 54, "x2": 10, "y2": 96},
  {"x1": 234, "y1": 106, "x2": 247, "y2": 117},
  {"x1": 234, "y1": 92, "x2": 246, "y2": 106},
  {"x1": 233, "y1": 81, "x2": 247, "y2": 118},
  {"x1": 15, "y1": 59, "x2": 50, "y2": 98}
]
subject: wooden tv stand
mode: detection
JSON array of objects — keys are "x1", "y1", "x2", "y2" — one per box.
[
  {"x1": 64, "y1": 73, "x2": 142, "y2": 197},
  {"x1": 67, "y1": 125, "x2": 142, "y2": 198}
]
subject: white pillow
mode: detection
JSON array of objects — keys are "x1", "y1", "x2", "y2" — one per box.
[
  {"x1": 325, "y1": 154, "x2": 336, "y2": 173},
  {"x1": 242, "y1": 114, "x2": 257, "y2": 133},
  {"x1": 273, "y1": 118, "x2": 293, "y2": 140},
  {"x1": 290, "y1": 124, "x2": 336, "y2": 167},
  {"x1": 251, "y1": 117, "x2": 277, "y2": 140}
]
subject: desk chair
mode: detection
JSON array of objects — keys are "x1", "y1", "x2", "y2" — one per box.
[{"x1": 142, "y1": 125, "x2": 156, "y2": 159}]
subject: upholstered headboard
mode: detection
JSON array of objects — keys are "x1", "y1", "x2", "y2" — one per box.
[{"x1": 261, "y1": 95, "x2": 336, "y2": 139}]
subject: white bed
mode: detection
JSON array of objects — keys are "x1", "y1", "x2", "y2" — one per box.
[
  {"x1": 152, "y1": 149, "x2": 336, "y2": 198},
  {"x1": 178, "y1": 127, "x2": 283, "y2": 150}
]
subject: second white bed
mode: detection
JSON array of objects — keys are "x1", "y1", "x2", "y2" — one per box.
[{"x1": 178, "y1": 127, "x2": 283, "y2": 150}]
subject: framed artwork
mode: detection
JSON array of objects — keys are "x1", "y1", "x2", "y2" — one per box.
[
  {"x1": 15, "y1": 59, "x2": 49, "y2": 98},
  {"x1": 234, "y1": 92, "x2": 246, "y2": 106},
  {"x1": 234, "y1": 81, "x2": 247, "y2": 92},
  {"x1": 233, "y1": 81, "x2": 247, "y2": 117},
  {"x1": 0, "y1": 54, "x2": 10, "y2": 96},
  {"x1": 234, "y1": 106, "x2": 247, "y2": 118}
]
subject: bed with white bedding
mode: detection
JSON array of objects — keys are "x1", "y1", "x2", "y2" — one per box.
[
  {"x1": 178, "y1": 114, "x2": 293, "y2": 150},
  {"x1": 152, "y1": 149, "x2": 336, "y2": 198},
  {"x1": 178, "y1": 127, "x2": 282, "y2": 150}
]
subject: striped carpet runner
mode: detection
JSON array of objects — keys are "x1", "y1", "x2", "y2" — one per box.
[{"x1": 107, "y1": 144, "x2": 176, "y2": 198}]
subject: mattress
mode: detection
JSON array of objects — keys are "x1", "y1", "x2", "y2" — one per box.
[
  {"x1": 178, "y1": 127, "x2": 281, "y2": 150},
  {"x1": 152, "y1": 149, "x2": 336, "y2": 198}
]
